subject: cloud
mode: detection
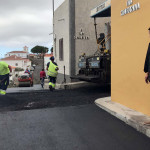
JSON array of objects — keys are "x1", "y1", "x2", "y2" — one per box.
[{"x1": 0, "y1": 0, "x2": 64, "y2": 51}]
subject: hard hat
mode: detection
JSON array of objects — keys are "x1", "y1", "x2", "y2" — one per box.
[{"x1": 50, "y1": 56, "x2": 54, "y2": 60}]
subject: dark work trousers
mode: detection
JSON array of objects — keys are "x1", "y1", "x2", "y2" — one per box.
[
  {"x1": 49, "y1": 76, "x2": 56, "y2": 84},
  {"x1": 49, "y1": 76, "x2": 56, "y2": 88},
  {"x1": 0, "y1": 74, "x2": 9, "y2": 91},
  {"x1": 148, "y1": 56, "x2": 150, "y2": 81}
]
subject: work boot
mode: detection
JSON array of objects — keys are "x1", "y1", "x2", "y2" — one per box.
[
  {"x1": 49, "y1": 85, "x2": 53, "y2": 91},
  {"x1": 0, "y1": 90, "x2": 6, "y2": 95}
]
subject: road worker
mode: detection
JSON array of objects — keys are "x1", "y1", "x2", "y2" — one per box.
[
  {"x1": 0, "y1": 61, "x2": 12, "y2": 95},
  {"x1": 46, "y1": 56, "x2": 59, "y2": 91}
]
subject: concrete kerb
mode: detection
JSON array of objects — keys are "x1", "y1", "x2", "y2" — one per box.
[
  {"x1": 95, "y1": 97, "x2": 150, "y2": 138},
  {"x1": 44, "y1": 79, "x2": 98, "y2": 90}
]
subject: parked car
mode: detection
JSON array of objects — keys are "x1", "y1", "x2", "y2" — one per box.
[{"x1": 18, "y1": 73, "x2": 33, "y2": 87}]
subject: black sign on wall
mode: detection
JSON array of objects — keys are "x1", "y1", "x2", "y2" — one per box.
[{"x1": 74, "y1": 29, "x2": 89, "y2": 40}]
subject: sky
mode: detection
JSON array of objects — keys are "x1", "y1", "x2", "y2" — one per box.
[{"x1": 0, "y1": 0, "x2": 64, "y2": 58}]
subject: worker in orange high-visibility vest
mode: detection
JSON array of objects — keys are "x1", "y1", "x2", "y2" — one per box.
[
  {"x1": 46, "y1": 56, "x2": 59, "y2": 91},
  {"x1": 0, "y1": 61, "x2": 12, "y2": 95}
]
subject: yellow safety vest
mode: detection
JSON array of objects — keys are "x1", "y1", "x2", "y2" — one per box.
[
  {"x1": 0, "y1": 61, "x2": 10, "y2": 75},
  {"x1": 48, "y1": 61, "x2": 58, "y2": 77}
]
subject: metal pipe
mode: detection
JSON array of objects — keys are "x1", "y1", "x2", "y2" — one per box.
[
  {"x1": 94, "y1": 18, "x2": 98, "y2": 41},
  {"x1": 64, "y1": 66, "x2": 66, "y2": 84},
  {"x1": 52, "y1": 0, "x2": 56, "y2": 57},
  {"x1": 52, "y1": 0, "x2": 54, "y2": 37}
]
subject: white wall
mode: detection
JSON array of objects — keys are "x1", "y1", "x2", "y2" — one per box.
[
  {"x1": 54, "y1": 0, "x2": 111, "y2": 78},
  {"x1": 2, "y1": 60, "x2": 31, "y2": 71},
  {"x1": 54, "y1": 0, "x2": 70, "y2": 76},
  {"x1": 5, "y1": 53, "x2": 28, "y2": 58},
  {"x1": 44, "y1": 57, "x2": 50, "y2": 70},
  {"x1": 9, "y1": 68, "x2": 15, "y2": 81},
  {"x1": 44, "y1": 57, "x2": 50, "y2": 76}
]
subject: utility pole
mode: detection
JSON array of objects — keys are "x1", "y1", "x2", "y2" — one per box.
[
  {"x1": 52, "y1": 0, "x2": 54, "y2": 37},
  {"x1": 52, "y1": 0, "x2": 56, "y2": 57}
]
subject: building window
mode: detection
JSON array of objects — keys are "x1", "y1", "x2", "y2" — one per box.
[
  {"x1": 59, "y1": 38, "x2": 63, "y2": 61},
  {"x1": 15, "y1": 63, "x2": 18, "y2": 66}
]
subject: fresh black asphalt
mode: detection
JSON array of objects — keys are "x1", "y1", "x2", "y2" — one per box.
[
  {"x1": 0, "y1": 85, "x2": 150, "y2": 150},
  {"x1": 0, "y1": 104, "x2": 149, "y2": 150},
  {"x1": 0, "y1": 85, "x2": 110, "y2": 111}
]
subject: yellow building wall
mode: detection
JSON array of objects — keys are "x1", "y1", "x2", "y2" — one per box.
[{"x1": 111, "y1": 0, "x2": 150, "y2": 116}]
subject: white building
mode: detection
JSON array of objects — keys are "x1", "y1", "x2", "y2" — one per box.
[
  {"x1": 5, "y1": 46, "x2": 29, "y2": 58},
  {"x1": 1, "y1": 55, "x2": 31, "y2": 71},
  {"x1": 54, "y1": 0, "x2": 110, "y2": 83}
]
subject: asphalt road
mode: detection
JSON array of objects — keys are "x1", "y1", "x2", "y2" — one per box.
[
  {"x1": 0, "y1": 105, "x2": 150, "y2": 150},
  {"x1": 0, "y1": 86, "x2": 150, "y2": 150},
  {"x1": 0, "y1": 85, "x2": 110, "y2": 111}
]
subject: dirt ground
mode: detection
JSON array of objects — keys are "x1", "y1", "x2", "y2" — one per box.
[{"x1": 0, "y1": 85, "x2": 110, "y2": 112}]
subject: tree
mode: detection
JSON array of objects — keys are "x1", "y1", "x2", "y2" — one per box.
[
  {"x1": 50, "y1": 47, "x2": 53, "y2": 53},
  {"x1": 31, "y1": 46, "x2": 49, "y2": 54}
]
